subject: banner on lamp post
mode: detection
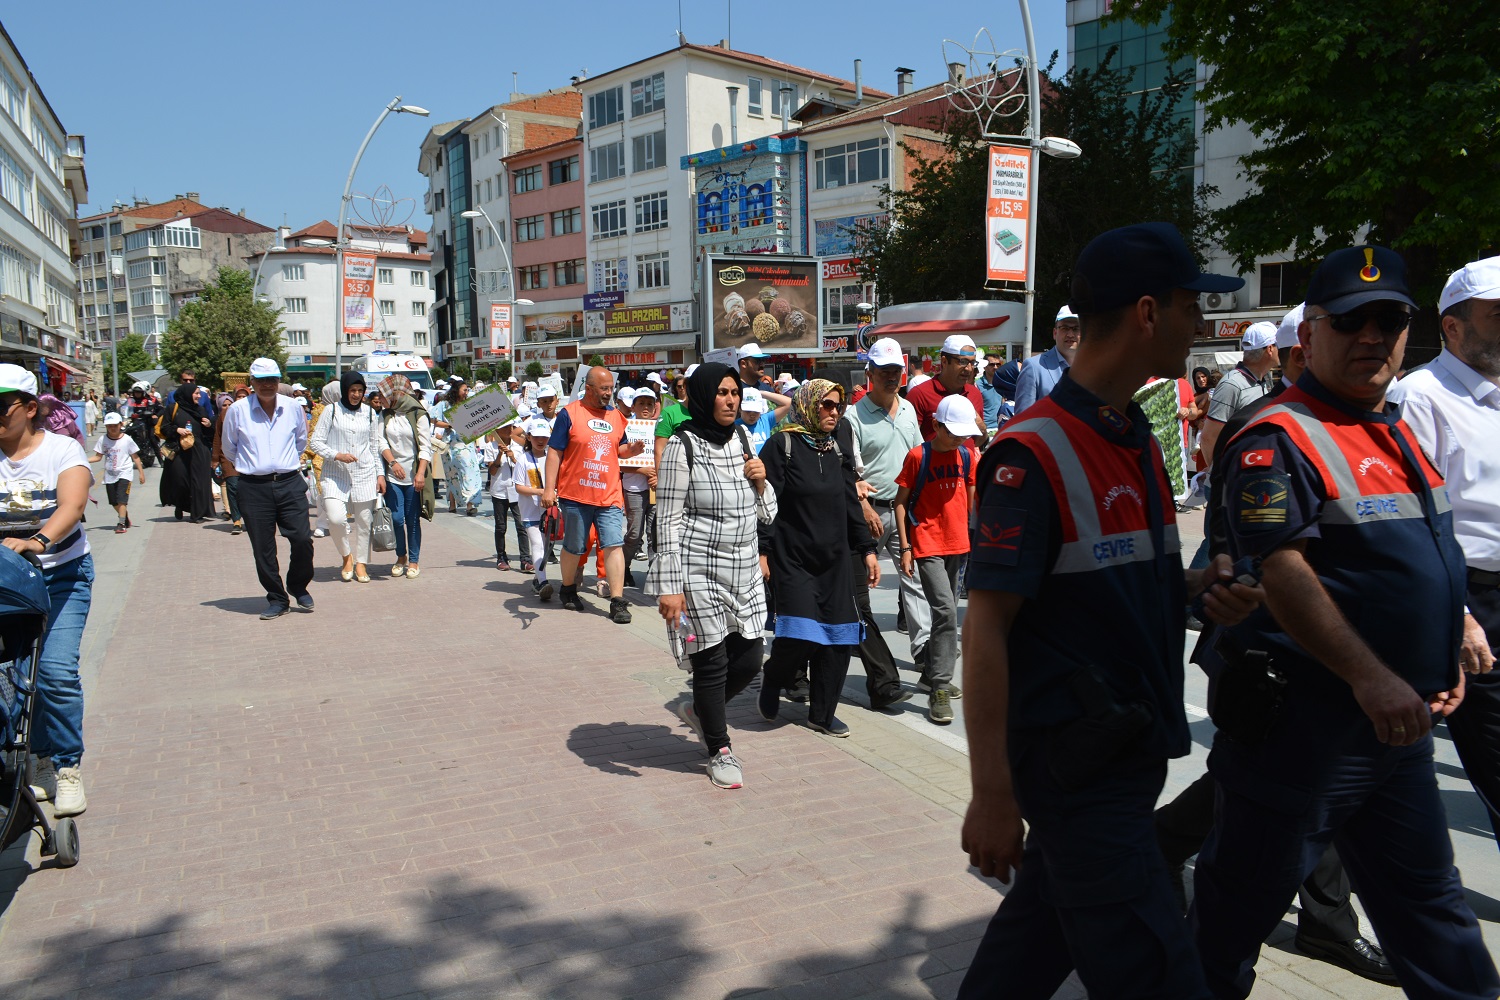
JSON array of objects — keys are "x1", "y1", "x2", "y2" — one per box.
[
  {"x1": 985, "y1": 145, "x2": 1032, "y2": 284},
  {"x1": 489, "y1": 303, "x2": 512, "y2": 355},
  {"x1": 341, "y1": 251, "x2": 377, "y2": 337}
]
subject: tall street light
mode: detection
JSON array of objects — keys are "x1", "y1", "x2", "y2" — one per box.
[
  {"x1": 334, "y1": 96, "x2": 429, "y2": 375},
  {"x1": 251, "y1": 240, "x2": 286, "y2": 302},
  {"x1": 460, "y1": 207, "x2": 533, "y2": 363}
]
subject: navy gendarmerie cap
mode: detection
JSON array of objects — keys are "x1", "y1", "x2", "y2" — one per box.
[
  {"x1": 1070, "y1": 222, "x2": 1243, "y2": 313},
  {"x1": 1304, "y1": 245, "x2": 1417, "y2": 314}
]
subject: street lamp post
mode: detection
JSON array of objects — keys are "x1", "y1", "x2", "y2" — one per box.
[
  {"x1": 460, "y1": 207, "x2": 533, "y2": 362},
  {"x1": 251, "y1": 242, "x2": 285, "y2": 302},
  {"x1": 334, "y1": 96, "x2": 429, "y2": 375}
]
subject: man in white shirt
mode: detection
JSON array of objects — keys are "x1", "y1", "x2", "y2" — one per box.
[
  {"x1": 1398, "y1": 256, "x2": 1500, "y2": 843},
  {"x1": 222, "y1": 357, "x2": 313, "y2": 620}
]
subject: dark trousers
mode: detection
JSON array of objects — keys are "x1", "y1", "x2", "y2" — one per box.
[
  {"x1": 1446, "y1": 579, "x2": 1500, "y2": 844},
  {"x1": 491, "y1": 497, "x2": 513, "y2": 561},
  {"x1": 1154, "y1": 771, "x2": 1358, "y2": 940},
  {"x1": 853, "y1": 550, "x2": 903, "y2": 704},
  {"x1": 689, "y1": 632, "x2": 763, "y2": 754},
  {"x1": 238, "y1": 475, "x2": 314, "y2": 608},
  {"x1": 223, "y1": 476, "x2": 242, "y2": 522},
  {"x1": 763, "y1": 638, "x2": 850, "y2": 729},
  {"x1": 1193, "y1": 692, "x2": 1499, "y2": 1000},
  {"x1": 959, "y1": 744, "x2": 1209, "y2": 999}
]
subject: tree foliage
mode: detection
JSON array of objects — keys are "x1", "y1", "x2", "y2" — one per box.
[
  {"x1": 158, "y1": 268, "x2": 286, "y2": 391},
  {"x1": 855, "y1": 55, "x2": 1209, "y2": 350},
  {"x1": 447, "y1": 358, "x2": 472, "y2": 382},
  {"x1": 494, "y1": 360, "x2": 513, "y2": 381},
  {"x1": 525, "y1": 361, "x2": 546, "y2": 380},
  {"x1": 1113, "y1": 0, "x2": 1500, "y2": 354},
  {"x1": 103, "y1": 335, "x2": 152, "y2": 393}
]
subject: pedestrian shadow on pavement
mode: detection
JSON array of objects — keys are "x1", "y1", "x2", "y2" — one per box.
[
  {"x1": 567, "y1": 721, "x2": 707, "y2": 777},
  {"x1": 495, "y1": 591, "x2": 541, "y2": 630},
  {"x1": 1441, "y1": 788, "x2": 1498, "y2": 843},
  {"x1": 200, "y1": 595, "x2": 276, "y2": 616}
]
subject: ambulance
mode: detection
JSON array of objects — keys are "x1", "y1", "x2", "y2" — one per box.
[{"x1": 348, "y1": 351, "x2": 435, "y2": 391}]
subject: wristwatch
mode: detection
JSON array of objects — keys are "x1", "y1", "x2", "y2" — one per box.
[{"x1": 30, "y1": 532, "x2": 53, "y2": 553}]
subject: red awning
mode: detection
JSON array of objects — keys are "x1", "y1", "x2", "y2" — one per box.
[
  {"x1": 47, "y1": 357, "x2": 86, "y2": 379},
  {"x1": 866, "y1": 317, "x2": 1011, "y2": 336}
]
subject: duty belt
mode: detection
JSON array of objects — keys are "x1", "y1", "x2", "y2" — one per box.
[
  {"x1": 868, "y1": 497, "x2": 896, "y2": 509},
  {"x1": 1470, "y1": 567, "x2": 1500, "y2": 588}
]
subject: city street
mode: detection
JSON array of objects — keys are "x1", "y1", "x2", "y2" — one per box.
[{"x1": 0, "y1": 468, "x2": 1495, "y2": 999}]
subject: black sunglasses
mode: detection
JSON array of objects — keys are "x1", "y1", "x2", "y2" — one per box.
[
  {"x1": 818, "y1": 399, "x2": 845, "y2": 411},
  {"x1": 1306, "y1": 308, "x2": 1412, "y2": 335}
]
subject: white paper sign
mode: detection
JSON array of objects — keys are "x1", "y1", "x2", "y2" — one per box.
[
  {"x1": 448, "y1": 384, "x2": 519, "y2": 443},
  {"x1": 620, "y1": 418, "x2": 657, "y2": 469}
]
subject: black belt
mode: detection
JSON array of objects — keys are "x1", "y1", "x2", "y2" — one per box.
[
  {"x1": 1470, "y1": 567, "x2": 1500, "y2": 588},
  {"x1": 868, "y1": 497, "x2": 896, "y2": 508},
  {"x1": 239, "y1": 471, "x2": 301, "y2": 484}
]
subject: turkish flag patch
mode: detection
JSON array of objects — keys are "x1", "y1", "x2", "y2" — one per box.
[
  {"x1": 1241, "y1": 450, "x2": 1274, "y2": 469},
  {"x1": 993, "y1": 465, "x2": 1026, "y2": 488}
]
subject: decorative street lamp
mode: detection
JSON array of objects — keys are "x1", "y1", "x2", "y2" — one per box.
[{"x1": 461, "y1": 208, "x2": 534, "y2": 360}]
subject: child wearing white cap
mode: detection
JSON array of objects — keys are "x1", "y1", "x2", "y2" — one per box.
[
  {"x1": 514, "y1": 418, "x2": 556, "y2": 599},
  {"x1": 90, "y1": 411, "x2": 145, "y2": 532}
]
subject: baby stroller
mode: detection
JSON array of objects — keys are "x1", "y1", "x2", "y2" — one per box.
[{"x1": 0, "y1": 546, "x2": 78, "y2": 868}]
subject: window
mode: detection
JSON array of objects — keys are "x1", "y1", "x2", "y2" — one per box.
[
  {"x1": 514, "y1": 164, "x2": 543, "y2": 194},
  {"x1": 130, "y1": 288, "x2": 167, "y2": 308},
  {"x1": 89, "y1": 225, "x2": 104, "y2": 241},
  {"x1": 411, "y1": 301, "x2": 427, "y2": 317},
  {"x1": 591, "y1": 200, "x2": 628, "y2": 240},
  {"x1": 126, "y1": 260, "x2": 156, "y2": 281},
  {"x1": 518, "y1": 265, "x2": 548, "y2": 291},
  {"x1": 747, "y1": 77, "x2": 763, "y2": 116},
  {"x1": 587, "y1": 86, "x2": 624, "y2": 129},
  {"x1": 475, "y1": 183, "x2": 482, "y2": 204},
  {"x1": 162, "y1": 226, "x2": 201, "y2": 248},
  {"x1": 414, "y1": 331, "x2": 429, "y2": 347},
  {"x1": 631, "y1": 130, "x2": 667, "y2": 172},
  {"x1": 814, "y1": 137, "x2": 890, "y2": 189},
  {"x1": 132, "y1": 316, "x2": 168, "y2": 336},
  {"x1": 589, "y1": 140, "x2": 625, "y2": 182},
  {"x1": 282, "y1": 263, "x2": 305, "y2": 281},
  {"x1": 485, "y1": 178, "x2": 493, "y2": 202},
  {"x1": 344, "y1": 331, "x2": 362, "y2": 346},
  {"x1": 0, "y1": 143, "x2": 31, "y2": 218},
  {"x1": 514, "y1": 214, "x2": 544, "y2": 242},
  {"x1": 377, "y1": 267, "x2": 394, "y2": 284},
  {"x1": 549, "y1": 155, "x2": 579, "y2": 185},
  {"x1": 630, "y1": 72, "x2": 665, "y2": 116},
  {"x1": 0, "y1": 62, "x2": 21, "y2": 126},
  {"x1": 410, "y1": 270, "x2": 426, "y2": 287},
  {"x1": 634, "y1": 191, "x2": 669, "y2": 232},
  {"x1": 110, "y1": 222, "x2": 121, "y2": 236},
  {"x1": 636, "y1": 251, "x2": 670, "y2": 289},
  {"x1": 1257, "y1": 261, "x2": 1314, "y2": 309},
  {"x1": 597, "y1": 257, "x2": 626, "y2": 293},
  {"x1": 551, "y1": 207, "x2": 581, "y2": 236},
  {"x1": 554, "y1": 259, "x2": 584, "y2": 286},
  {"x1": 379, "y1": 299, "x2": 395, "y2": 316},
  {"x1": 285, "y1": 330, "x2": 309, "y2": 346},
  {"x1": 824, "y1": 283, "x2": 876, "y2": 326},
  {"x1": 482, "y1": 132, "x2": 490, "y2": 155},
  {"x1": 283, "y1": 297, "x2": 308, "y2": 313},
  {"x1": 386, "y1": 334, "x2": 400, "y2": 349},
  {"x1": 29, "y1": 114, "x2": 62, "y2": 181}
]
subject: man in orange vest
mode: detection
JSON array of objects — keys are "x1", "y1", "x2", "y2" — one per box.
[
  {"x1": 541, "y1": 366, "x2": 647, "y2": 623},
  {"x1": 1194, "y1": 246, "x2": 1499, "y2": 998},
  {"x1": 958, "y1": 223, "x2": 1262, "y2": 997}
]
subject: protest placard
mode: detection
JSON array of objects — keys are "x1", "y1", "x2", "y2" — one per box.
[
  {"x1": 448, "y1": 384, "x2": 519, "y2": 443},
  {"x1": 620, "y1": 418, "x2": 657, "y2": 468}
]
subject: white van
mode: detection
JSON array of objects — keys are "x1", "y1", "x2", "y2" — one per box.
[{"x1": 348, "y1": 351, "x2": 435, "y2": 391}]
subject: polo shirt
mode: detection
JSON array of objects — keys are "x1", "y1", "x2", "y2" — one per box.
[
  {"x1": 221, "y1": 394, "x2": 307, "y2": 475},
  {"x1": 1013, "y1": 346, "x2": 1069, "y2": 413},
  {"x1": 1205, "y1": 362, "x2": 1271, "y2": 424},
  {"x1": 976, "y1": 376, "x2": 1008, "y2": 430},
  {"x1": 905, "y1": 377, "x2": 985, "y2": 442},
  {"x1": 654, "y1": 403, "x2": 692, "y2": 438},
  {"x1": 843, "y1": 394, "x2": 922, "y2": 501}
]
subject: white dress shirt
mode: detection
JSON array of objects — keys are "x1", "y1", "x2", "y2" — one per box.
[
  {"x1": 221, "y1": 393, "x2": 309, "y2": 476},
  {"x1": 1399, "y1": 349, "x2": 1500, "y2": 570}
]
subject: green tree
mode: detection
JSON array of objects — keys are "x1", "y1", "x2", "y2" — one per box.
[
  {"x1": 447, "y1": 358, "x2": 472, "y2": 382},
  {"x1": 586, "y1": 354, "x2": 606, "y2": 368},
  {"x1": 103, "y1": 335, "x2": 152, "y2": 393},
  {"x1": 158, "y1": 268, "x2": 285, "y2": 391},
  {"x1": 854, "y1": 55, "x2": 1208, "y2": 351},
  {"x1": 525, "y1": 361, "x2": 546, "y2": 380},
  {"x1": 1113, "y1": 0, "x2": 1500, "y2": 357},
  {"x1": 494, "y1": 360, "x2": 513, "y2": 381}
]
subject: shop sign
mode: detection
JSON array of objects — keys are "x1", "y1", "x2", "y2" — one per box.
[
  {"x1": 593, "y1": 351, "x2": 669, "y2": 367},
  {"x1": 821, "y1": 334, "x2": 856, "y2": 354},
  {"x1": 1215, "y1": 318, "x2": 1253, "y2": 339},
  {"x1": 821, "y1": 257, "x2": 862, "y2": 282},
  {"x1": 342, "y1": 251, "x2": 377, "y2": 336},
  {"x1": 489, "y1": 303, "x2": 512, "y2": 355},
  {"x1": 520, "y1": 311, "x2": 582, "y2": 343},
  {"x1": 705, "y1": 255, "x2": 821, "y2": 354},
  {"x1": 582, "y1": 302, "x2": 694, "y2": 340},
  {"x1": 583, "y1": 290, "x2": 625, "y2": 311},
  {"x1": 985, "y1": 145, "x2": 1032, "y2": 284}
]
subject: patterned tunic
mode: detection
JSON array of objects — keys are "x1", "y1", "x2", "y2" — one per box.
[{"x1": 309, "y1": 403, "x2": 383, "y2": 503}]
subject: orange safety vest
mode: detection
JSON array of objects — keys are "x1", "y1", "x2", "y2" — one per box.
[{"x1": 554, "y1": 400, "x2": 626, "y2": 508}]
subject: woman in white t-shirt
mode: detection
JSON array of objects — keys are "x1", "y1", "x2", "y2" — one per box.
[{"x1": 0, "y1": 365, "x2": 94, "y2": 817}]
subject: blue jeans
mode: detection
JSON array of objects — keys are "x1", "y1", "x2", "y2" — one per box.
[
  {"x1": 559, "y1": 498, "x2": 624, "y2": 554},
  {"x1": 387, "y1": 483, "x2": 422, "y2": 562},
  {"x1": 34, "y1": 553, "x2": 93, "y2": 768}
]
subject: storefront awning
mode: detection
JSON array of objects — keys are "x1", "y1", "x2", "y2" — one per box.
[
  {"x1": 48, "y1": 358, "x2": 86, "y2": 378},
  {"x1": 580, "y1": 332, "x2": 697, "y2": 352}
]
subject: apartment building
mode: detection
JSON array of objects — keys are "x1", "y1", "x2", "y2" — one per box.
[
  {"x1": 0, "y1": 22, "x2": 87, "y2": 390},
  {"x1": 504, "y1": 136, "x2": 585, "y2": 376}
]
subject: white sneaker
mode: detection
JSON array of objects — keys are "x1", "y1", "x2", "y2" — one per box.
[
  {"x1": 53, "y1": 766, "x2": 86, "y2": 816},
  {"x1": 313, "y1": 528, "x2": 328, "y2": 538},
  {"x1": 29, "y1": 756, "x2": 55, "y2": 802},
  {"x1": 707, "y1": 747, "x2": 743, "y2": 789}
]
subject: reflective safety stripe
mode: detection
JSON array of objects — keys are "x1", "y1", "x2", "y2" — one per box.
[
  {"x1": 1056, "y1": 523, "x2": 1181, "y2": 574},
  {"x1": 1323, "y1": 493, "x2": 1427, "y2": 525},
  {"x1": 1242, "y1": 401, "x2": 1359, "y2": 498}
]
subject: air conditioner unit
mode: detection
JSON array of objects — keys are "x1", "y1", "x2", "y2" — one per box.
[{"x1": 1200, "y1": 291, "x2": 1237, "y2": 313}]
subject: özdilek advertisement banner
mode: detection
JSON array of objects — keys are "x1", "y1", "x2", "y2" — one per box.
[
  {"x1": 706, "y1": 255, "x2": 821, "y2": 355},
  {"x1": 985, "y1": 145, "x2": 1032, "y2": 284}
]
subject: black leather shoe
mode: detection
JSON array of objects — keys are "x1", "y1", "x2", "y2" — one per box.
[
  {"x1": 260, "y1": 604, "x2": 289, "y2": 621},
  {"x1": 870, "y1": 690, "x2": 912, "y2": 713},
  {"x1": 1294, "y1": 933, "x2": 1398, "y2": 985}
]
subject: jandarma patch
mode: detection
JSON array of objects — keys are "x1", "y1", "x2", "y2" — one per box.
[
  {"x1": 1237, "y1": 473, "x2": 1291, "y2": 527},
  {"x1": 973, "y1": 506, "x2": 1025, "y2": 566}
]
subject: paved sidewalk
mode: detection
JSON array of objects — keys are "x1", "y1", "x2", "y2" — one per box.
[{"x1": 0, "y1": 489, "x2": 1491, "y2": 998}]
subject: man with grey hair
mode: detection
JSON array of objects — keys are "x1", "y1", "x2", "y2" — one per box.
[{"x1": 1197, "y1": 321, "x2": 1280, "y2": 468}]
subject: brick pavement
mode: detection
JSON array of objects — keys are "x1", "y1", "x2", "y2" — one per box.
[{"x1": 0, "y1": 489, "x2": 1474, "y2": 998}]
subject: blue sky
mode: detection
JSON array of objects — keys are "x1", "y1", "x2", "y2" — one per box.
[{"x1": 5, "y1": 1, "x2": 1066, "y2": 232}]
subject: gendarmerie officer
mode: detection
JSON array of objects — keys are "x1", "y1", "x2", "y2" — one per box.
[
  {"x1": 221, "y1": 357, "x2": 314, "y2": 620},
  {"x1": 1194, "y1": 246, "x2": 1500, "y2": 998},
  {"x1": 958, "y1": 223, "x2": 1262, "y2": 998}
]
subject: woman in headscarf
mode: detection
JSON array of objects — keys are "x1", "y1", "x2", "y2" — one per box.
[
  {"x1": 310, "y1": 371, "x2": 385, "y2": 583},
  {"x1": 378, "y1": 378, "x2": 433, "y2": 578},
  {"x1": 648, "y1": 363, "x2": 776, "y2": 789},
  {"x1": 162, "y1": 382, "x2": 214, "y2": 522},
  {"x1": 213, "y1": 385, "x2": 250, "y2": 534},
  {"x1": 756, "y1": 379, "x2": 879, "y2": 738}
]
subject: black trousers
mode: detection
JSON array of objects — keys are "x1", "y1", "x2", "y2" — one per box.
[
  {"x1": 490, "y1": 497, "x2": 514, "y2": 561},
  {"x1": 238, "y1": 475, "x2": 314, "y2": 608},
  {"x1": 688, "y1": 632, "x2": 763, "y2": 754},
  {"x1": 1155, "y1": 772, "x2": 1358, "y2": 940},
  {"x1": 852, "y1": 550, "x2": 903, "y2": 704},
  {"x1": 763, "y1": 638, "x2": 850, "y2": 729},
  {"x1": 1447, "y1": 578, "x2": 1500, "y2": 844}
]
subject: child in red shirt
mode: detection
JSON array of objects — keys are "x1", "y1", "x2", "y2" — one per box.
[{"x1": 895, "y1": 395, "x2": 980, "y2": 724}]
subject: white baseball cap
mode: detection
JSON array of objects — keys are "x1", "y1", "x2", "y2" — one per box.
[
  {"x1": 1276, "y1": 303, "x2": 1305, "y2": 350},
  {"x1": 291, "y1": 382, "x2": 307, "y2": 392},
  {"x1": 632, "y1": 385, "x2": 657, "y2": 398},
  {"x1": 248, "y1": 357, "x2": 281, "y2": 379},
  {"x1": 507, "y1": 374, "x2": 519, "y2": 383},
  {"x1": 935, "y1": 394, "x2": 981, "y2": 438},
  {"x1": 0, "y1": 364, "x2": 37, "y2": 395},
  {"x1": 102, "y1": 411, "x2": 123, "y2": 426},
  {"x1": 684, "y1": 363, "x2": 699, "y2": 377},
  {"x1": 866, "y1": 337, "x2": 903, "y2": 368},
  {"x1": 1439, "y1": 256, "x2": 1500, "y2": 315},
  {"x1": 619, "y1": 387, "x2": 640, "y2": 406},
  {"x1": 908, "y1": 372, "x2": 931, "y2": 390},
  {"x1": 536, "y1": 383, "x2": 557, "y2": 399},
  {"x1": 736, "y1": 343, "x2": 767, "y2": 361},
  {"x1": 1056, "y1": 304, "x2": 1079, "y2": 323},
  {"x1": 294, "y1": 396, "x2": 308, "y2": 408},
  {"x1": 1241, "y1": 321, "x2": 1278, "y2": 352},
  {"x1": 522, "y1": 381, "x2": 537, "y2": 390},
  {"x1": 940, "y1": 334, "x2": 978, "y2": 358},
  {"x1": 741, "y1": 386, "x2": 768, "y2": 412},
  {"x1": 526, "y1": 418, "x2": 552, "y2": 437},
  {"x1": 647, "y1": 372, "x2": 666, "y2": 386}
]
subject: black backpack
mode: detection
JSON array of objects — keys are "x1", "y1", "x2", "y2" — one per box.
[{"x1": 905, "y1": 441, "x2": 971, "y2": 526}]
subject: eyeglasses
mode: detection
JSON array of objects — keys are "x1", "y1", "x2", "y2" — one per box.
[
  {"x1": 1304, "y1": 308, "x2": 1412, "y2": 335},
  {"x1": 818, "y1": 399, "x2": 845, "y2": 412},
  {"x1": 945, "y1": 355, "x2": 978, "y2": 368}
]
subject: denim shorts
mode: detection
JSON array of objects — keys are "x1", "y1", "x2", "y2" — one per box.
[{"x1": 559, "y1": 498, "x2": 625, "y2": 553}]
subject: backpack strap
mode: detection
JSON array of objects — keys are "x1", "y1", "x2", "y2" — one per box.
[
  {"x1": 906, "y1": 441, "x2": 934, "y2": 524},
  {"x1": 672, "y1": 426, "x2": 697, "y2": 473},
  {"x1": 735, "y1": 424, "x2": 752, "y2": 457}
]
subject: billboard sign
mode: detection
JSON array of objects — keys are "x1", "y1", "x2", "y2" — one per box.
[
  {"x1": 985, "y1": 145, "x2": 1032, "y2": 284},
  {"x1": 489, "y1": 303, "x2": 512, "y2": 355},
  {"x1": 341, "y1": 251, "x2": 377, "y2": 337},
  {"x1": 582, "y1": 302, "x2": 694, "y2": 340},
  {"x1": 813, "y1": 213, "x2": 887, "y2": 257},
  {"x1": 705, "y1": 255, "x2": 821, "y2": 354}
]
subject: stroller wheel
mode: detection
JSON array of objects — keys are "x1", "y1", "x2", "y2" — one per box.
[{"x1": 53, "y1": 818, "x2": 79, "y2": 868}]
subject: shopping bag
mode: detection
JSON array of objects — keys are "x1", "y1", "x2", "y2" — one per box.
[{"x1": 371, "y1": 495, "x2": 396, "y2": 552}]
